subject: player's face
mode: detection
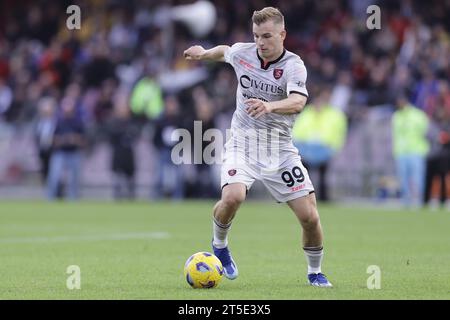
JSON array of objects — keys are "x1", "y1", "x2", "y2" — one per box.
[{"x1": 253, "y1": 20, "x2": 286, "y2": 61}]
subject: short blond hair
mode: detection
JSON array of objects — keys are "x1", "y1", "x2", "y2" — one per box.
[{"x1": 252, "y1": 7, "x2": 284, "y2": 26}]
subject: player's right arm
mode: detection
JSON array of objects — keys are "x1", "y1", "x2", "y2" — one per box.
[{"x1": 183, "y1": 45, "x2": 229, "y2": 62}]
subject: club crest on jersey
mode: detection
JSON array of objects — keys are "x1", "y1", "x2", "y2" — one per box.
[
  {"x1": 273, "y1": 68, "x2": 283, "y2": 80},
  {"x1": 228, "y1": 169, "x2": 237, "y2": 176}
]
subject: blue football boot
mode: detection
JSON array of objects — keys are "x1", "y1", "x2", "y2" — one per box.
[
  {"x1": 212, "y1": 243, "x2": 238, "y2": 280},
  {"x1": 308, "y1": 273, "x2": 333, "y2": 287}
]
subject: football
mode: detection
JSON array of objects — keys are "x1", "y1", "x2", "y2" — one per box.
[{"x1": 184, "y1": 252, "x2": 224, "y2": 288}]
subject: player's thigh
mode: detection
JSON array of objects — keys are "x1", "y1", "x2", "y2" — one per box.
[
  {"x1": 220, "y1": 154, "x2": 256, "y2": 202},
  {"x1": 287, "y1": 192, "x2": 320, "y2": 225}
]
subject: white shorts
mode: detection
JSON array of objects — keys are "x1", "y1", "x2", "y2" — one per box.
[{"x1": 220, "y1": 150, "x2": 315, "y2": 203}]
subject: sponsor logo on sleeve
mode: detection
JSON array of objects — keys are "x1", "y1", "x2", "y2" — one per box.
[{"x1": 296, "y1": 80, "x2": 305, "y2": 88}]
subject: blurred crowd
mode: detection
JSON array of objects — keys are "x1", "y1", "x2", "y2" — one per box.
[{"x1": 0, "y1": 0, "x2": 449, "y2": 206}]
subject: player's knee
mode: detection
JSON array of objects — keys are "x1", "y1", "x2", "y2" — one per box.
[
  {"x1": 300, "y1": 207, "x2": 320, "y2": 229},
  {"x1": 221, "y1": 192, "x2": 245, "y2": 210}
]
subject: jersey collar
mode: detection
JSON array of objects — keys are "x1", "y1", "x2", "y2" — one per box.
[{"x1": 256, "y1": 48, "x2": 286, "y2": 70}]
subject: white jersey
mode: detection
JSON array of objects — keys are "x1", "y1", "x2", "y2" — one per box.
[{"x1": 223, "y1": 42, "x2": 308, "y2": 168}]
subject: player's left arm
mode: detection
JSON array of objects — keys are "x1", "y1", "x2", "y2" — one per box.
[{"x1": 245, "y1": 94, "x2": 306, "y2": 118}]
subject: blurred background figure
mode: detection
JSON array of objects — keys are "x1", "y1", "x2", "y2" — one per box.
[
  {"x1": 292, "y1": 89, "x2": 347, "y2": 202},
  {"x1": 152, "y1": 95, "x2": 185, "y2": 200},
  {"x1": 47, "y1": 96, "x2": 86, "y2": 200},
  {"x1": 423, "y1": 81, "x2": 450, "y2": 209},
  {"x1": 189, "y1": 86, "x2": 219, "y2": 199},
  {"x1": 107, "y1": 91, "x2": 139, "y2": 201},
  {"x1": 34, "y1": 96, "x2": 56, "y2": 184},
  {"x1": 130, "y1": 66, "x2": 164, "y2": 126},
  {"x1": 392, "y1": 94, "x2": 429, "y2": 208},
  {"x1": 0, "y1": 77, "x2": 13, "y2": 119}
]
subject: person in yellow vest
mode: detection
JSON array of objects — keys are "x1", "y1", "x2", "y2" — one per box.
[
  {"x1": 392, "y1": 94, "x2": 430, "y2": 207},
  {"x1": 292, "y1": 89, "x2": 347, "y2": 201},
  {"x1": 130, "y1": 68, "x2": 164, "y2": 122}
]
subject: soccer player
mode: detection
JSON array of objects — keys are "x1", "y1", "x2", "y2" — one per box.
[{"x1": 183, "y1": 7, "x2": 332, "y2": 287}]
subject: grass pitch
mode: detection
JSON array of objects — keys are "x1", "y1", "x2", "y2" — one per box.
[{"x1": 0, "y1": 200, "x2": 449, "y2": 300}]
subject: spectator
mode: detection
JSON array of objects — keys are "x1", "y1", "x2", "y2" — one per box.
[
  {"x1": 190, "y1": 86, "x2": 219, "y2": 199},
  {"x1": 330, "y1": 71, "x2": 353, "y2": 115},
  {"x1": 392, "y1": 94, "x2": 429, "y2": 207},
  {"x1": 47, "y1": 96, "x2": 86, "y2": 200},
  {"x1": 153, "y1": 95, "x2": 185, "y2": 200},
  {"x1": 0, "y1": 77, "x2": 13, "y2": 118},
  {"x1": 292, "y1": 89, "x2": 347, "y2": 201},
  {"x1": 106, "y1": 92, "x2": 139, "y2": 200},
  {"x1": 34, "y1": 96, "x2": 56, "y2": 184},
  {"x1": 83, "y1": 42, "x2": 115, "y2": 89},
  {"x1": 130, "y1": 67, "x2": 164, "y2": 123},
  {"x1": 423, "y1": 98, "x2": 450, "y2": 208},
  {"x1": 413, "y1": 68, "x2": 440, "y2": 114}
]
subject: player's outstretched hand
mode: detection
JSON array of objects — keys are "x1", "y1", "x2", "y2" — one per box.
[
  {"x1": 183, "y1": 45, "x2": 206, "y2": 60},
  {"x1": 245, "y1": 98, "x2": 272, "y2": 119}
]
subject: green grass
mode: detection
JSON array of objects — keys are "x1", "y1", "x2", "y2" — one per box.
[{"x1": 0, "y1": 200, "x2": 449, "y2": 299}]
